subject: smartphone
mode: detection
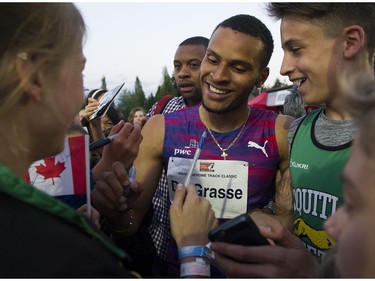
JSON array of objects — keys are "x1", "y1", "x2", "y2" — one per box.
[{"x1": 208, "y1": 214, "x2": 269, "y2": 246}]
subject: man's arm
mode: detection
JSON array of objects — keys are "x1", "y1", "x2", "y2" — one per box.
[
  {"x1": 128, "y1": 114, "x2": 165, "y2": 234},
  {"x1": 273, "y1": 114, "x2": 294, "y2": 228},
  {"x1": 251, "y1": 114, "x2": 294, "y2": 229}
]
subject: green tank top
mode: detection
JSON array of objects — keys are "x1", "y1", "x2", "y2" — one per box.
[{"x1": 290, "y1": 109, "x2": 351, "y2": 260}]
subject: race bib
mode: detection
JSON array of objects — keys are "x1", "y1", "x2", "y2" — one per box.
[{"x1": 167, "y1": 157, "x2": 248, "y2": 219}]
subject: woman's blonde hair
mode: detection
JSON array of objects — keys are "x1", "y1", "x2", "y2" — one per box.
[{"x1": 0, "y1": 3, "x2": 86, "y2": 115}]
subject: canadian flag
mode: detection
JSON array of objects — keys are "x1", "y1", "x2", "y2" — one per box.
[{"x1": 26, "y1": 135, "x2": 90, "y2": 197}]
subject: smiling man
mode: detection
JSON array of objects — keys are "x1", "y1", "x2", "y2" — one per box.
[{"x1": 92, "y1": 14, "x2": 293, "y2": 278}]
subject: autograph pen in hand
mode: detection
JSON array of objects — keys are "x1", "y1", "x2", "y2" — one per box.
[
  {"x1": 89, "y1": 134, "x2": 117, "y2": 151},
  {"x1": 184, "y1": 129, "x2": 207, "y2": 187}
]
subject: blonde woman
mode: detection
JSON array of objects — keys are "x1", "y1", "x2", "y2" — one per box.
[
  {"x1": 128, "y1": 106, "x2": 146, "y2": 127},
  {"x1": 0, "y1": 3, "x2": 137, "y2": 277}
]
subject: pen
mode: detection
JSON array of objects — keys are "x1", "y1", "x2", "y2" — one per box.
[
  {"x1": 184, "y1": 129, "x2": 207, "y2": 187},
  {"x1": 123, "y1": 166, "x2": 136, "y2": 197},
  {"x1": 89, "y1": 134, "x2": 117, "y2": 151}
]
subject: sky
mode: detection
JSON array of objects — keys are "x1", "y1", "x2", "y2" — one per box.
[{"x1": 75, "y1": 2, "x2": 291, "y2": 97}]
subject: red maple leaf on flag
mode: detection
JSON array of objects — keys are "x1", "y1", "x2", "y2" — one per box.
[{"x1": 35, "y1": 156, "x2": 66, "y2": 185}]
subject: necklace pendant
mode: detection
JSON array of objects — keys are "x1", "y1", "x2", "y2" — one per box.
[{"x1": 221, "y1": 151, "x2": 228, "y2": 160}]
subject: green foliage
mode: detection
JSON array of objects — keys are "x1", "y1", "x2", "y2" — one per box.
[
  {"x1": 115, "y1": 77, "x2": 147, "y2": 120},
  {"x1": 155, "y1": 66, "x2": 178, "y2": 100},
  {"x1": 145, "y1": 93, "x2": 157, "y2": 110},
  {"x1": 115, "y1": 66, "x2": 178, "y2": 120},
  {"x1": 115, "y1": 88, "x2": 135, "y2": 121},
  {"x1": 134, "y1": 76, "x2": 146, "y2": 108},
  {"x1": 248, "y1": 87, "x2": 261, "y2": 99},
  {"x1": 101, "y1": 76, "x2": 107, "y2": 91},
  {"x1": 270, "y1": 78, "x2": 290, "y2": 89}
]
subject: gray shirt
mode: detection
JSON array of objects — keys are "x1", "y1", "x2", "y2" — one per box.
[{"x1": 288, "y1": 108, "x2": 356, "y2": 149}]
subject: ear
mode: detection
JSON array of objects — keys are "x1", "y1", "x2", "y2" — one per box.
[
  {"x1": 255, "y1": 67, "x2": 270, "y2": 88},
  {"x1": 344, "y1": 25, "x2": 365, "y2": 59},
  {"x1": 15, "y1": 53, "x2": 43, "y2": 103}
]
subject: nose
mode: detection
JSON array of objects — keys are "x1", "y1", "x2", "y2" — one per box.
[
  {"x1": 177, "y1": 65, "x2": 191, "y2": 79},
  {"x1": 279, "y1": 53, "x2": 294, "y2": 77},
  {"x1": 210, "y1": 63, "x2": 229, "y2": 83}
]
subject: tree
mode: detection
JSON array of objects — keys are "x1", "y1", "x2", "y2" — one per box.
[
  {"x1": 145, "y1": 92, "x2": 156, "y2": 112},
  {"x1": 155, "y1": 66, "x2": 178, "y2": 100},
  {"x1": 134, "y1": 76, "x2": 146, "y2": 108},
  {"x1": 100, "y1": 76, "x2": 107, "y2": 91},
  {"x1": 271, "y1": 78, "x2": 289, "y2": 89},
  {"x1": 115, "y1": 77, "x2": 150, "y2": 119},
  {"x1": 116, "y1": 88, "x2": 137, "y2": 121}
]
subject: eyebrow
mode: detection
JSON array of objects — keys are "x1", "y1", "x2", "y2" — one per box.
[
  {"x1": 174, "y1": 58, "x2": 202, "y2": 64},
  {"x1": 282, "y1": 38, "x2": 303, "y2": 50},
  {"x1": 206, "y1": 48, "x2": 253, "y2": 70}
]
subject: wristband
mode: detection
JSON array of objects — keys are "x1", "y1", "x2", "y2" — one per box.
[
  {"x1": 180, "y1": 259, "x2": 210, "y2": 277},
  {"x1": 178, "y1": 245, "x2": 211, "y2": 261}
]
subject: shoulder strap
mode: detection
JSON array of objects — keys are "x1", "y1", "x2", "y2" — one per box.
[
  {"x1": 152, "y1": 95, "x2": 174, "y2": 115},
  {"x1": 289, "y1": 108, "x2": 323, "y2": 156}
]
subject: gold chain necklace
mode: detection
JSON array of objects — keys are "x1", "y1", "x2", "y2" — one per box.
[{"x1": 200, "y1": 107, "x2": 250, "y2": 160}]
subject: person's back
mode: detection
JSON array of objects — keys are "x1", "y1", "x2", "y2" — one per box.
[{"x1": 0, "y1": 179, "x2": 135, "y2": 277}]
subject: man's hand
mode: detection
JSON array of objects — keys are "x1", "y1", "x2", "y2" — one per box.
[{"x1": 210, "y1": 214, "x2": 318, "y2": 278}]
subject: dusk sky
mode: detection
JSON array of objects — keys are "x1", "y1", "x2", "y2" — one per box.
[{"x1": 75, "y1": 1, "x2": 290, "y2": 96}]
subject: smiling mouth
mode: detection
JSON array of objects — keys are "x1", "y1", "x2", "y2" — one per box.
[
  {"x1": 293, "y1": 78, "x2": 306, "y2": 87},
  {"x1": 209, "y1": 84, "x2": 231, "y2": 95}
]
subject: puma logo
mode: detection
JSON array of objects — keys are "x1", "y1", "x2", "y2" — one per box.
[{"x1": 248, "y1": 140, "x2": 268, "y2": 157}]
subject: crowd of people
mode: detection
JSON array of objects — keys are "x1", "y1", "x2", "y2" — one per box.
[{"x1": 1, "y1": 2, "x2": 375, "y2": 278}]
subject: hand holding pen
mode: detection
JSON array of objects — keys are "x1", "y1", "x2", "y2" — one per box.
[
  {"x1": 91, "y1": 161, "x2": 141, "y2": 220},
  {"x1": 91, "y1": 121, "x2": 143, "y2": 183},
  {"x1": 184, "y1": 129, "x2": 207, "y2": 187},
  {"x1": 89, "y1": 133, "x2": 117, "y2": 151},
  {"x1": 123, "y1": 166, "x2": 136, "y2": 197},
  {"x1": 89, "y1": 121, "x2": 142, "y2": 152}
]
